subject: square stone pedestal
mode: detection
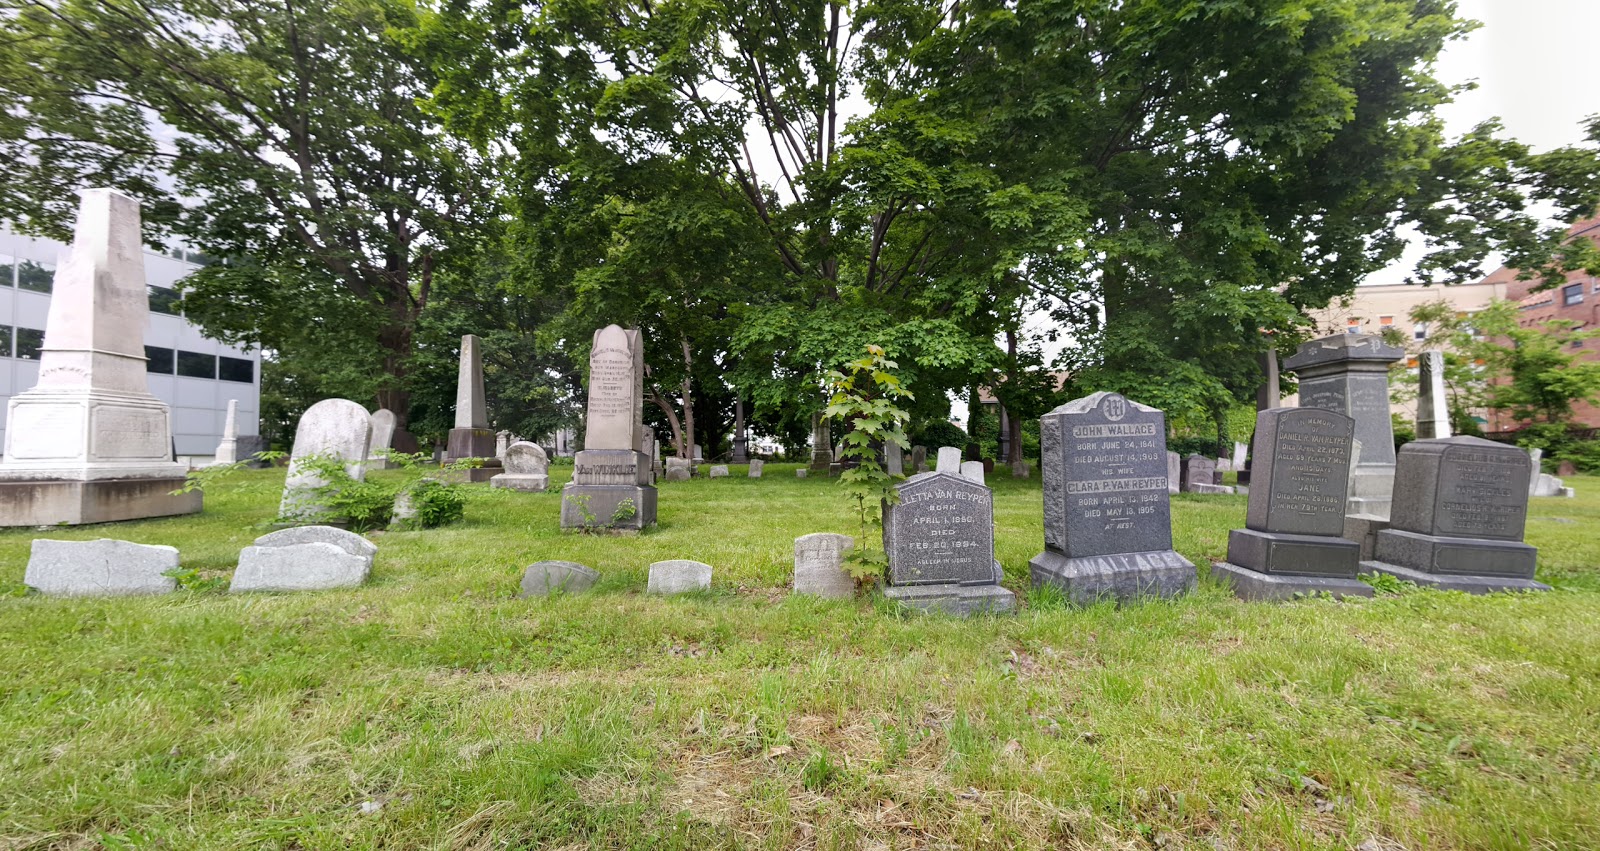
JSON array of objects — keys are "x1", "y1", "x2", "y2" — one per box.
[
  {"x1": 1029, "y1": 549, "x2": 1195, "y2": 606},
  {"x1": 491, "y1": 473, "x2": 549, "y2": 492},
  {"x1": 1213, "y1": 528, "x2": 1373, "y2": 600},
  {"x1": 447, "y1": 427, "x2": 495, "y2": 460},
  {"x1": 1361, "y1": 529, "x2": 1548, "y2": 593},
  {"x1": 0, "y1": 478, "x2": 202, "y2": 527},
  {"x1": 560, "y1": 449, "x2": 656, "y2": 531},
  {"x1": 883, "y1": 560, "x2": 1016, "y2": 616}
]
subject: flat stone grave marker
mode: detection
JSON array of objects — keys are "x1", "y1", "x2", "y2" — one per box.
[
  {"x1": 1363, "y1": 437, "x2": 1548, "y2": 593},
  {"x1": 1029, "y1": 391, "x2": 1195, "y2": 604},
  {"x1": 520, "y1": 561, "x2": 600, "y2": 596},
  {"x1": 709, "y1": 465, "x2": 729, "y2": 478},
  {"x1": 792, "y1": 533, "x2": 855, "y2": 598},
  {"x1": 647, "y1": 560, "x2": 712, "y2": 594},
  {"x1": 748, "y1": 459, "x2": 764, "y2": 478},
  {"x1": 795, "y1": 469, "x2": 808, "y2": 478},
  {"x1": 1213, "y1": 407, "x2": 1371, "y2": 600},
  {"x1": 24, "y1": 539, "x2": 179, "y2": 597},
  {"x1": 231, "y1": 525, "x2": 375, "y2": 593},
  {"x1": 882, "y1": 471, "x2": 1014, "y2": 615}
]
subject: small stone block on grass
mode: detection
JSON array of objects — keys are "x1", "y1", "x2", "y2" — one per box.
[
  {"x1": 231, "y1": 525, "x2": 374, "y2": 593},
  {"x1": 709, "y1": 465, "x2": 729, "y2": 478},
  {"x1": 793, "y1": 533, "x2": 855, "y2": 598},
  {"x1": 24, "y1": 539, "x2": 179, "y2": 597},
  {"x1": 520, "y1": 561, "x2": 600, "y2": 596},
  {"x1": 647, "y1": 560, "x2": 712, "y2": 595}
]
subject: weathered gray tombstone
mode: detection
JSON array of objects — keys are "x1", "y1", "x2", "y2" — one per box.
[
  {"x1": 885, "y1": 442, "x2": 904, "y2": 477},
  {"x1": 1283, "y1": 333, "x2": 1404, "y2": 517},
  {"x1": 214, "y1": 399, "x2": 240, "y2": 465},
  {"x1": 809, "y1": 413, "x2": 833, "y2": 472},
  {"x1": 24, "y1": 539, "x2": 179, "y2": 596},
  {"x1": 911, "y1": 446, "x2": 928, "y2": 473},
  {"x1": 278, "y1": 399, "x2": 372, "y2": 522},
  {"x1": 1213, "y1": 408, "x2": 1373, "y2": 600},
  {"x1": 1416, "y1": 350, "x2": 1451, "y2": 440},
  {"x1": 709, "y1": 465, "x2": 729, "y2": 478},
  {"x1": 647, "y1": 559, "x2": 712, "y2": 594},
  {"x1": 1181, "y1": 455, "x2": 1216, "y2": 492},
  {"x1": 1526, "y1": 448, "x2": 1544, "y2": 497},
  {"x1": 1363, "y1": 437, "x2": 1548, "y2": 593},
  {"x1": 935, "y1": 446, "x2": 962, "y2": 474},
  {"x1": 230, "y1": 526, "x2": 375, "y2": 592},
  {"x1": 366, "y1": 408, "x2": 398, "y2": 469},
  {"x1": 882, "y1": 471, "x2": 1015, "y2": 615},
  {"x1": 1231, "y1": 441, "x2": 1248, "y2": 471},
  {"x1": 1029, "y1": 392, "x2": 1195, "y2": 604},
  {"x1": 445, "y1": 334, "x2": 500, "y2": 481},
  {"x1": 665, "y1": 457, "x2": 692, "y2": 482},
  {"x1": 495, "y1": 430, "x2": 511, "y2": 459},
  {"x1": 795, "y1": 469, "x2": 808, "y2": 478},
  {"x1": 1166, "y1": 451, "x2": 1181, "y2": 495},
  {"x1": 1531, "y1": 471, "x2": 1567, "y2": 497},
  {"x1": 561, "y1": 325, "x2": 656, "y2": 531},
  {"x1": 519, "y1": 560, "x2": 600, "y2": 596},
  {"x1": 748, "y1": 459, "x2": 764, "y2": 478},
  {"x1": 959, "y1": 460, "x2": 985, "y2": 485},
  {"x1": 491, "y1": 441, "x2": 550, "y2": 492},
  {"x1": 792, "y1": 533, "x2": 855, "y2": 598},
  {"x1": 0, "y1": 189, "x2": 201, "y2": 525},
  {"x1": 1557, "y1": 459, "x2": 1577, "y2": 477}
]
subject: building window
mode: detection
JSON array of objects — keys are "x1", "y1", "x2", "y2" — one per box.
[
  {"x1": 1379, "y1": 315, "x2": 1394, "y2": 326},
  {"x1": 219, "y1": 355, "x2": 254, "y2": 383},
  {"x1": 148, "y1": 286, "x2": 181, "y2": 316},
  {"x1": 15, "y1": 327, "x2": 44, "y2": 359},
  {"x1": 0, "y1": 253, "x2": 14, "y2": 286},
  {"x1": 176, "y1": 350, "x2": 217, "y2": 379},
  {"x1": 15, "y1": 260, "x2": 53, "y2": 293},
  {"x1": 1414, "y1": 322, "x2": 1429, "y2": 341},
  {"x1": 1564, "y1": 283, "x2": 1584, "y2": 306},
  {"x1": 145, "y1": 346, "x2": 175, "y2": 373},
  {"x1": 1346, "y1": 318, "x2": 1361, "y2": 335},
  {"x1": 0, "y1": 325, "x2": 11, "y2": 357}
]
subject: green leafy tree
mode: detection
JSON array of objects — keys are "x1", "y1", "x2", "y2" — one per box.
[
  {"x1": 0, "y1": 0, "x2": 494, "y2": 427},
  {"x1": 825, "y1": 345, "x2": 912, "y2": 585}
]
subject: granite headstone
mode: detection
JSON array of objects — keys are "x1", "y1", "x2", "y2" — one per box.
[
  {"x1": 792, "y1": 532, "x2": 855, "y2": 598},
  {"x1": 882, "y1": 471, "x2": 1014, "y2": 615},
  {"x1": 1284, "y1": 333, "x2": 1404, "y2": 517}
]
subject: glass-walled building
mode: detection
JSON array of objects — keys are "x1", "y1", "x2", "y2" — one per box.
[{"x1": 0, "y1": 228, "x2": 261, "y2": 462}]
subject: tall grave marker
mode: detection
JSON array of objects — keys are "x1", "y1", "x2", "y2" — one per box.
[
  {"x1": 1030, "y1": 392, "x2": 1195, "y2": 604},
  {"x1": 1213, "y1": 407, "x2": 1373, "y2": 600},
  {"x1": 1362, "y1": 437, "x2": 1548, "y2": 592},
  {"x1": 1416, "y1": 350, "x2": 1451, "y2": 440},
  {"x1": 0, "y1": 189, "x2": 201, "y2": 525},
  {"x1": 1283, "y1": 333, "x2": 1403, "y2": 517},
  {"x1": 882, "y1": 471, "x2": 1015, "y2": 615},
  {"x1": 446, "y1": 334, "x2": 500, "y2": 481},
  {"x1": 560, "y1": 325, "x2": 656, "y2": 531}
]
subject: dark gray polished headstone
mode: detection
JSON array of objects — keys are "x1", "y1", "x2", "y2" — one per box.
[
  {"x1": 1029, "y1": 392, "x2": 1194, "y2": 604},
  {"x1": 1283, "y1": 333, "x2": 1404, "y2": 517},
  {"x1": 883, "y1": 471, "x2": 1014, "y2": 615},
  {"x1": 1362, "y1": 437, "x2": 1548, "y2": 593}
]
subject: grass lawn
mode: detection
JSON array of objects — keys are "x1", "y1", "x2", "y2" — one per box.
[{"x1": 2, "y1": 465, "x2": 1598, "y2": 850}]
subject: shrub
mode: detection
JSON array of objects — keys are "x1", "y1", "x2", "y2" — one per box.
[
  {"x1": 406, "y1": 478, "x2": 466, "y2": 528},
  {"x1": 910, "y1": 419, "x2": 967, "y2": 452}
]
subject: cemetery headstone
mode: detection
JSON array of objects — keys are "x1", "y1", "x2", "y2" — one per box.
[
  {"x1": 495, "y1": 430, "x2": 511, "y2": 459},
  {"x1": 1557, "y1": 459, "x2": 1577, "y2": 477},
  {"x1": 647, "y1": 559, "x2": 712, "y2": 594},
  {"x1": 1232, "y1": 441, "x2": 1248, "y2": 471},
  {"x1": 445, "y1": 335, "x2": 500, "y2": 482},
  {"x1": 1011, "y1": 458, "x2": 1030, "y2": 478},
  {"x1": 709, "y1": 465, "x2": 730, "y2": 478},
  {"x1": 885, "y1": 442, "x2": 904, "y2": 476},
  {"x1": 230, "y1": 525, "x2": 375, "y2": 592},
  {"x1": 1363, "y1": 436, "x2": 1548, "y2": 592},
  {"x1": 1028, "y1": 392, "x2": 1195, "y2": 604},
  {"x1": 748, "y1": 459, "x2": 764, "y2": 478},
  {"x1": 731, "y1": 398, "x2": 750, "y2": 464},
  {"x1": 935, "y1": 446, "x2": 962, "y2": 474},
  {"x1": 519, "y1": 560, "x2": 600, "y2": 596},
  {"x1": 665, "y1": 457, "x2": 692, "y2": 481},
  {"x1": 24, "y1": 539, "x2": 179, "y2": 597},
  {"x1": 491, "y1": 441, "x2": 550, "y2": 492},
  {"x1": 911, "y1": 446, "x2": 928, "y2": 473},
  {"x1": 809, "y1": 413, "x2": 833, "y2": 471},
  {"x1": 366, "y1": 408, "x2": 398, "y2": 469},
  {"x1": 795, "y1": 469, "x2": 808, "y2": 478},
  {"x1": 1416, "y1": 350, "x2": 1451, "y2": 440},
  {"x1": 1166, "y1": 451, "x2": 1181, "y2": 495},
  {"x1": 278, "y1": 399, "x2": 372, "y2": 522},
  {"x1": 1213, "y1": 408, "x2": 1372, "y2": 600},
  {"x1": 960, "y1": 460, "x2": 985, "y2": 485},
  {"x1": 882, "y1": 471, "x2": 1015, "y2": 615},
  {"x1": 792, "y1": 533, "x2": 855, "y2": 598},
  {"x1": 561, "y1": 325, "x2": 656, "y2": 530},
  {"x1": 214, "y1": 399, "x2": 240, "y2": 465},
  {"x1": 0, "y1": 189, "x2": 201, "y2": 525},
  {"x1": 1182, "y1": 455, "x2": 1229, "y2": 493},
  {"x1": 1283, "y1": 333, "x2": 1404, "y2": 517}
]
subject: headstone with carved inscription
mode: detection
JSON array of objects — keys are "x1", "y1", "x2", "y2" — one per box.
[
  {"x1": 1029, "y1": 392, "x2": 1195, "y2": 604},
  {"x1": 1212, "y1": 407, "x2": 1373, "y2": 600},
  {"x1": 560, "y1": 325, "x2": 656, "y2": 530},
  {"x1": 1284, "y1": 333, "x2": 1404, "y2": 518},
  {"x1": 809, "y1": 412, "x2": 832, "y2": 472},
  {"x1": 1362, "y1": 437, "x2": 1547, "y2": 592},
  {"x1": 881, "y1": 471, "x2": 1014, "y2": 616}
]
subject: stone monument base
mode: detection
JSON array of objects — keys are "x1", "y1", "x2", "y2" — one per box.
[
  {"x1": 1347, "y1": 469, "x2": 1394, "y2": 519},
  {"x1": 436, "y1": 461, "x2": 501, "y2": 484},
  {"x1": 447, "y1": 427, "x2": 496, "y2": 460},
  {"x1": 1211, "y1": 561, "x2": 1375, "y2": 601},
  {"x1": 1343, "y1": 513, "x2": 1389, "y2": 560},
  {"x1": 1360, "y1": 560, "x2": 1550, "y2": 594},
  {"x1": 1029, "y1": 549, "x2": 1195, "y2": 605},
  {"x1": 1215, "y1": 528, "x2": 1373, "y2": 600},
  {"x1": 491, "y1": 472, "x2": 549, "y2": 492},
  {"x1": 883, "y1": 583, "x2": 1016, "y2": 616},
  {"x1": 0, "y1": 477, "x2": 201, "y2": 527},
  {"x1": 559, "y1": 483, "x2": 657, "y2": 531}
]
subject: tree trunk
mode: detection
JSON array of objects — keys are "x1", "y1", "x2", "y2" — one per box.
[
  {"x1": 1004, "y1": 327, "x2": 1024, "y2": 467},
  {"x1": 680, "y1": 336, "x2": 695, "y2": 460},
  {"x1": 650, "y1": 390, "x2": 685, "y2": 455}
]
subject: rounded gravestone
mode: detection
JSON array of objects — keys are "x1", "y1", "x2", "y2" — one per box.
[
  {"x1": 520, "y1": 560, "x2": 600, "y2": 596},
  {"x1": 647, "y1": 560, "x2": 712, "y2": 594},
  {"x1": 504, "y1": 441, "x2": 550, "y2": 475}
]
